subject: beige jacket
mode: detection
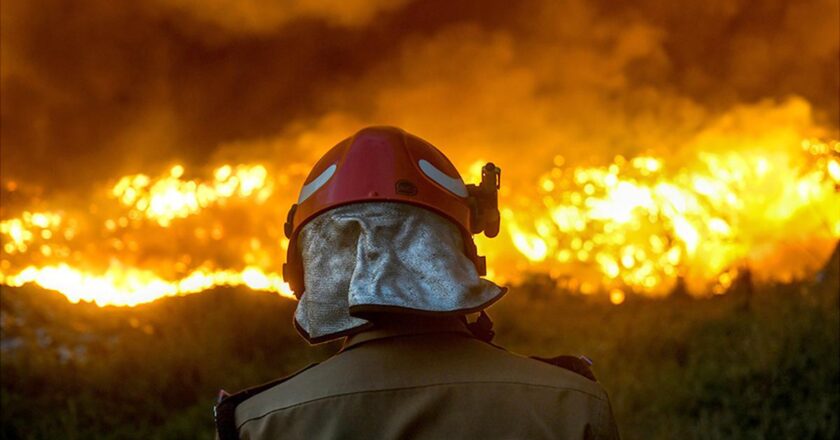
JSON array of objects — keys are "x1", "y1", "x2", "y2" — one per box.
[{"x1": 217, "y1": 317, "x2": 620, "y2": 440}]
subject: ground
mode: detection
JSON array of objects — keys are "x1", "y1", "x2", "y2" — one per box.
[{"x1": 1, "y1": 250, "x2": 838, "y2": 439}]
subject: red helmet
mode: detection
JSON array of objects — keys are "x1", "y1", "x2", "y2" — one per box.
[{"x1": 283, "y1": 126, "x2": 501, "y2": 298}]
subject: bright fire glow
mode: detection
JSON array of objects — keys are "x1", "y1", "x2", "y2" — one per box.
[
  {"x1": 1, "y1": 105, "x2": 838, "y2": 306},
  {"x1": 500, "y1": 137, "x2": 839, "y2": 296},
  {"x1": 0, "y1": 264, "x2": 291, "y2": 306},
  {"x1": 112, "y1": 164, "x2": 274, "y2": 226}
]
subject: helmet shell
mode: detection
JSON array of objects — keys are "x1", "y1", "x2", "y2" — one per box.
[{"x1": 290, "y1": 126, "x2": 471, "y2": 237}]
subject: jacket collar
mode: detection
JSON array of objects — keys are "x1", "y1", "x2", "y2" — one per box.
[{"x1": 342, "y1": 315, "x2": 472, "y2": 351}]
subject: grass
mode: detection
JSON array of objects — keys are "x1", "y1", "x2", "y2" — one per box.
[
  {"x1": 495, "y1": 274, "x2": 839, "y2": 439},
  {"x1": 1, "y1": 250, "x2": 837, "y2": 439}
]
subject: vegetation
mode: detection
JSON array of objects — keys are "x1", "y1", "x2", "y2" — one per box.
[{"x1": 2, "y1": 250, "x2": 838, "y2": 439}]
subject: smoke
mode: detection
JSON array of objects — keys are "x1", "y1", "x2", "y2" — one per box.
[
  {"x1": 154, "y1": 0, "x2": 409, "y2": 34},
  {"x1": 2, "y1": 0, "x2": 837, "y2": 193}
]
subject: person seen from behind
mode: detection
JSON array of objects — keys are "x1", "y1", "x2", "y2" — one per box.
[{"x1": 215, "y1": 126, "x2": 621, "y2": 440}]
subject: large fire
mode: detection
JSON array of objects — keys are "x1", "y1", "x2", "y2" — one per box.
[
  {"x1": 1, "y1": 103, "x2": 838, "y2": 306},
  {"x1": 0, "y1": 163, "x2": 295, "y2": 305},
  {"x1": 497, "y1": 137, "x2": 839, "y2": 303}
]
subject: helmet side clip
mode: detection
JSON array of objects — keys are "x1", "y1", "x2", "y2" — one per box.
[{"x1": 467, "y1": 163, "x2": 501, "y2": 238}]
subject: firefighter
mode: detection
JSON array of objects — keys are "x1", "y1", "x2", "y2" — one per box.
[{"x1": 215, "y1": 126, "x2": 620, "y2": 439}]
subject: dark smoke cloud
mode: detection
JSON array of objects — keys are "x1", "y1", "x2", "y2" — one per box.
[
  {"x1": 599, "y1": 0, "x2": 839, "y2": 118},
  {"x1": 152, "y1": 0, "x2": 409, "y2": 34},
  {"x1": 1, "y1": 0, "x2": 837, "y2": 194}
]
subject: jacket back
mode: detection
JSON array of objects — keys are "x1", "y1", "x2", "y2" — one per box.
[{"x1": 232, "y1": 319, "x2": 619, "y2": 440}]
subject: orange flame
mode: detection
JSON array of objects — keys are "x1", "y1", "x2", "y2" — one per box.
[
  {"x1": 1, "y1": 107, "x2": 838, "y2": 306},
  {"x1": 496, "y1": 138, "x2": 839, "y2": 296}
]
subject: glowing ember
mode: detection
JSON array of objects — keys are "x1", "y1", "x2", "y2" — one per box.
[
  {"x1": 112, "y1": 164, "x2": 274, "y2": 226},
  {"x1": 1, "y1": 211, "x2": 64, "y2": 254},
  {"x1": 500, "y1": 137, "x2": 839, "y2": 295}
]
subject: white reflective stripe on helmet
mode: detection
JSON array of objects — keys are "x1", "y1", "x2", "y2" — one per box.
[
  {"x1": 298, "y1": 164, "x2": 337, "y2": 203},
  {"x1": 418, "y1": 159, "x2": 468, "y2": 198}
]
